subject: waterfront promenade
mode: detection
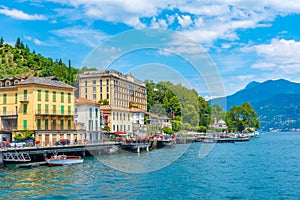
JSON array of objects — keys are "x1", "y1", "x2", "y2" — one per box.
[{"x1": 0, "y1": 140, "x2": 153, "y2": 167}]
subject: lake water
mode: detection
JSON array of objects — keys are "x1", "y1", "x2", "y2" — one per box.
[{"x1": 1, "y1": 132, "x2": 300, "y2": 199}]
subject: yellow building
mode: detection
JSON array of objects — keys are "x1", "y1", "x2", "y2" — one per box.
[
  {"x1": 76, "y1": 70, "x2": 147, "y2": 132},
  {"x1": 0, "y1": 76, "x2": 75, "y2": 146}
]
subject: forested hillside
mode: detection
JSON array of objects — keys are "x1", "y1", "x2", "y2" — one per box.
[
  {"x1": 0, "y1": 37, "x2": 78, "y2": 84},
  {"x1": 145, "y1": 80, "x2": 215, "y2": 132}
]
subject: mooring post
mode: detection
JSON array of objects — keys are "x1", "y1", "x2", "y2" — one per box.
[
  {"x1": 0, "y1": 151, "x2": 4, "y2": 168},
  {"x1": 146, "y1": 146, "x2": 149, "y2": 152},
  {"x1": 137, "y1": 146, "x2": 140, "y2": 153}
]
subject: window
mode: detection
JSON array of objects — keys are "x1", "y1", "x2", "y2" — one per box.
[
  {"x1": 15, "y1": 93, "x2": 17, "y2": 104},
  {"x1": 37, "y1": 119, "x2": 41, "y2": 130},
  {"x1": 85, "y1": 80, "x2": 87, "y2": 86},
  {"x1": 93, "y1": 94, "x2": 96, "y2": 101},
  {"x1": 128, "y1": 125, "x2": 130, "y2": 131},
  {"x1": 89, "y1": 120, "x2": 93, "y2": 131},
  {"x1": 37, "y1": 90, "x2": 41, "y2": 101},
  {"x1": 93, "y1": 80, "x2": 96, "y2": 85},
  {"x1": 52, "y1": 120, "x2": 56, "y2": 130},
  {"x1": 24, "y1": 90, "x2": 28, "y2": 101},
  {"x1": 106, "y1": 79, "x2": 109, "y2": 85},
  {"x1": 100, "y1": 94, "x2": 102, "y2": 100},
  {"x1": 100, "y1": 87, "x2": 102, "y2": 92},
  {"x1": 3, "y1": 93, "x2": 7, "y2": 104},
  {"x1": 106, "y1": 94, "x2": 109, "y2": 99},
  {"x1": 68, "y1": 93, "x2": 71, "y2": 103},
  {"x1": 37, "y1": 104, "x2": 41, "y2": 113},
  {"x1": 100, "y1": 80, "x2": 102, "y2": 86},
  {"x1": 68, "y1": 120, "x2": 71, "y2": 130},
  {"x1": 106, "y1": 86, "x2": 109, "y2": 92},
  {"x1": 45, "y1": 104, "x2": 49, "y2": 114},
  {"x1": 53, "y1": 91, "x2": 56, "y2": 102},
  {"x1": 45, "y1": 119, "x2": 49, "y2": 130},
  {"x1": 113, "y1": 125, "x2": 115, "y2": 131},
  {"x1": 45, "y1": 90, "x2": 49, "y2": 102},
  {"x1": 3, "y1": 106, "x2": 6, "y2": 115},
  {"x1": 68, "y1": 105, "x2": 71, "y2": 115},
  {"x1": 128, "y1": 114, "x2": 130, "y2": 121},
  {"x1": 61, "y1": 92, "x2": 64, "y2": 103},
  {"x1": 89, "y1": 108, "x2": 92, "y2": 118},
  {"x1": 75, "y1": 108, "x2": 78, "y2": 115},
  {"x1": 61, "y1": 105, "x2": 64, "y2": 115},
  {"x1": 60, "y1": 120, "x2": 64, "y2": 130},
  {"x1": 95, "y1": 120, "x2": 98, "y2": 130},
  {"x1": 23, "y1": 120, "x2": 27, "y2": 129},
  {"x1": 6, "y1": 81, "x2": 10, "y2": 86},
  {"x1": 53, "y1": 105, "x2": 56, "y2": 114},
  {"x1": 95, "y1": 108, "x2": 98, "y2": 118},
  {"x1": 23, "y1": 104, "x2": 28, "y2": 114}
]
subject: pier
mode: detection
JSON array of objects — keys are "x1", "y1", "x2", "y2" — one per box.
[
  {"x1": 0, "y1": 141, "x2": 120, "y2": 167},
  {"x1": 120, "y1": 143, "x2": 150, "y2": 153}
]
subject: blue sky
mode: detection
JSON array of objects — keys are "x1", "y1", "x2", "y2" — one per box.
[{"x1": 1, "y1": 1, "x2": 300, "y2": 98}]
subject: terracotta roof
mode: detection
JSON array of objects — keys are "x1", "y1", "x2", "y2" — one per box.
[
  {"x1": 75, "y1": 97, "x2": 100, "y2": 105},
  {"x1": 18, "y1": 76, "x2": 73, "y2": 89}
]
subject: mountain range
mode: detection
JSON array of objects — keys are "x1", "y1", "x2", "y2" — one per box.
[{"x1": 213, "y1": 79, "x2": 300, "y2": 131}]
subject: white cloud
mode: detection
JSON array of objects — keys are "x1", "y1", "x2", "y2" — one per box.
[
  {"x1": 177, "y1": 15, "x2": 193, "y2": 28},
  {"x1": 236, "y1": 75, "x2": 254, "y2": 81},
  {"x1": 45, "y1": 1, "x2": 300, "y2": 45},
  {"x1": 252, "y1": 62, "x2": 276, "y2": 70},
  {"x1": 242, "y1": 39, "x2": 300, "y2": 73},
  {"x1": 51, "y1": 26, "x2": 108, "y2": 47},
  {"x1": 24, "y1": 36, "x2": 47, "y2": 46},
  {"x1": 0, "y1": 6, "x2": 46, "y2": 20}
]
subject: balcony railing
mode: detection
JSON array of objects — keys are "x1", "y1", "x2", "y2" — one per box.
[{"x1": 19, "y1": 97, "x2": 29, "y2": 102}]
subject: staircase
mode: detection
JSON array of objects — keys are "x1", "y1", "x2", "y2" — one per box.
[{"x1": 3, "y1": 151, "x2": 31, "y2": 162}]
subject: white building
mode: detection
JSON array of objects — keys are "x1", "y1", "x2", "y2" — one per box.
[
  {"x1": 75, "y1": 98, "x2": 101, "y2": 143},
  {"x1": 101, "y1": 105, "x2": 132, "y2": 133}
]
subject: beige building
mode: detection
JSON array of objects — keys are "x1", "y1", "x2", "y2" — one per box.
[{"x1": 76, "y1": 70, "x2": 147, "y2": 132}]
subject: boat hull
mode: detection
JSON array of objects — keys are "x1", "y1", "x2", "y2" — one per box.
[{"x1": 46, "y1": 156, "x2": 83, "y2": 167}]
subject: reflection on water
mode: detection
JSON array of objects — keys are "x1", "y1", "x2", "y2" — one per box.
[
  {"x1": 96, "y1": 143, "x2": 191, "y2": 173},
  {"x1": 1, "y1": 133, "x2": 300, "y2": 199}
]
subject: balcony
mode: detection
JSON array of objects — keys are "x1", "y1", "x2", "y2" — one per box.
[{"x1": 19, "y1": 97, "x2": 29, "y2": 103}]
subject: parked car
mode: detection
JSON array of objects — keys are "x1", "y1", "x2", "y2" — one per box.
[
  {"x1": 55, "y1": 139, "x2": 70, "y2": 145},
  {"x1": 9, "y1": 142, "x2": 26, "y2": 148}
]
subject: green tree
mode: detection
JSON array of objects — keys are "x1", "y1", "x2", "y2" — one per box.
[
  {"x1": 198, "y1": 96, "x2": 211, "y2": 128},
  {"x1": 163, "y1": 126, "x2": 173, "y2": 134},
  {"x1": 225, "y1": 102, "x2": 260, "y2": 132},
  {"x1": 171, "y1": 120, "x2": 181, "y2": 132},
  {"x1": 15, "y1": 37, "x2": 24, "y2": 49},
  {"x1": 103, "y1": 125, "x2": 110, "y2": 132},
  {"x1": 182, "y1": 104, "x2": 199, "y2": 127},
  {"x1": 0, "y1": 36, "x2": 3, "y2": 46}
]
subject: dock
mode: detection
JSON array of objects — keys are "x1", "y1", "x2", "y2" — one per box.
[
  {"x1": 120, "y1": 143, "x2": 150, "y2": 153},
  {"x1": 0, "y1": 142, "x2": 120, "y2": 167}
]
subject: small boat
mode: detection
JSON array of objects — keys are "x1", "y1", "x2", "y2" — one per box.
[
  {"x1": 45, "y1": 154, "x2": 83, "y2": 167},
  {"x1": 106, "y1": 145, "x2": 119, "y2": 154}
]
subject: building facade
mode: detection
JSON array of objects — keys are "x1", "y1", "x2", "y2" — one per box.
[
  {"x1": 0, "y1": 76, "x2": 76, "y2": 146},
  {"x1": 76, "y1": 70, "x2": 147, "y2": 132},
  {"x1": 76, "y1": 70, "x2": 147, "y2": 111},
  {"x1": 74, "y1": 97, "x2": 102, "y2": 143}
]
